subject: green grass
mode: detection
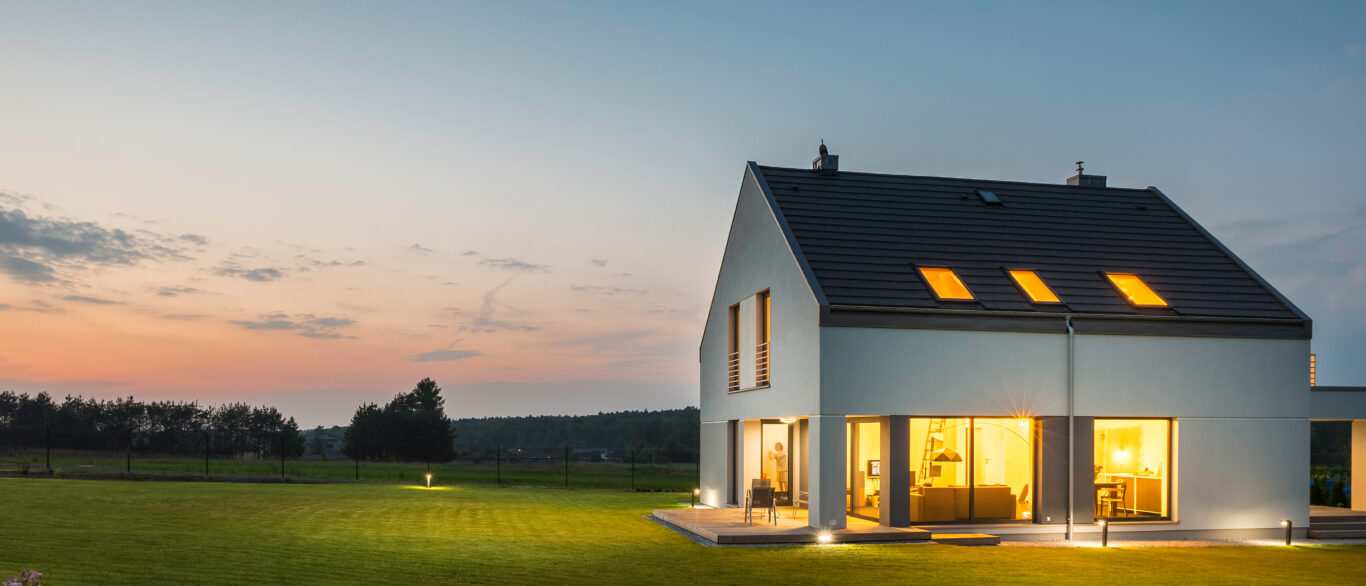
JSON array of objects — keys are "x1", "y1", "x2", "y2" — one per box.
[
  {"x1": 1, "y1": 478, "x2": 1364, "y2": 585},
  {"x1": 2, "y1": 450, "x2": 694, "y2": 490}
]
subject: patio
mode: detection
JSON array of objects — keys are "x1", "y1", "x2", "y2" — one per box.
[{"x1": 652, "y1": 506, "x2": 934, "y2": 544}]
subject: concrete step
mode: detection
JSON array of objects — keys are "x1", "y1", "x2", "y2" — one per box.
[
  {"x1": 1310, "y1": 515, "x2": 1366, "y2": 524},
  {"x1": 1307, "y1": 528, "x2": 1366, "y2": 539},
  {"x1": 1309, "y1": 520, "x2": 1366, "y2": 530},
  {"x1": 931, "y1": 533, "x2": 1000, "y2": 546}
]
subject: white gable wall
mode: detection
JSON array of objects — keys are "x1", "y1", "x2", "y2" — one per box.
[{"x1": 698, "y1": 166, "x2": 822, "y2": 508}]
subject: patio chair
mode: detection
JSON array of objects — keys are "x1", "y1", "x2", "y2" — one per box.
[{"x1": 745, "y1": 486, "x2": 777, "y2": 526}]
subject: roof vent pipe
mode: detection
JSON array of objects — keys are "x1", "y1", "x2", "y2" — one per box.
[
  {"x1": 1067, "y1": 161, "x2": 1107, "y2": 187},
  {"x1": 812, "y1": 140, "x2": 839, "y2": 175}
]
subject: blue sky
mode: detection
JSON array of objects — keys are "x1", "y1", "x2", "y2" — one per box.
[{"x1": 1, "y1": 1, "x2": 1363, "y2": 425}]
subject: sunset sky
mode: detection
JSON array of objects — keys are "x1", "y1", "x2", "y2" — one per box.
[{"x1": 2, "y1": 2, "x2": 1364, "y2": 426}]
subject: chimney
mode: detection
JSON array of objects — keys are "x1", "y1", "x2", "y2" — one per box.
[
  {"x1": 812, "y1": 140, "x2": 838, "y2": 175},
  {"x1": 1067, "y1": 161, "x2": 1106, "y2": 187}
]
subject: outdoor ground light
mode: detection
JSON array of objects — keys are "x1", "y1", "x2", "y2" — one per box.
[
  {"x1": 1098, "y1": 519, "x2": 1108, "y2": 548},
  {"x1": 425, "y1": 473, "x2": 432, "y2": 489},
  {"x1": 817, "y1": 532, "x2": 833, "y2": 544},
  {"x1": 692, "y1": 488, "x2": 700, "y2": 508},
  {"x1": 1281, "y1": 520, "x2": 1291, "y2": 546}
]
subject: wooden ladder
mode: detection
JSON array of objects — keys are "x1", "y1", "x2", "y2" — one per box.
[{"x1": 917, "y1": 418, "x2": 946, "y2": 484}]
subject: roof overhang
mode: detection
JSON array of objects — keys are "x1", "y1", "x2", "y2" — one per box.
[
  {"x1": 1311, "y1": 387, "x2": 1366, "y2": 420},
  {"x1": 820, "y1": 305, "x2": 1311, "y2": 340}
]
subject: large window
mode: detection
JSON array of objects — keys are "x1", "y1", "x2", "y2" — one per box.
[
  {"x1": 1094, "y1": 419, "x2": 1171, "y2": 519},
  {"x1": 907, "y1": 417, "x2": 1033, "y2": 522}
]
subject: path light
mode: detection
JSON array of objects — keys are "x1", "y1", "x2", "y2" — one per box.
[
  {"x1": 1281, "y1": 520, "x2": 1291, "y2": 546},
  {"x1": 817, "y1": 532, "x2": 833, "y2": 544},
  {"x1": 426, "y1": 473, "x2": 432, "y2": 489},
  {"x1": 692, "y1": 488, "x2": 700, "y2": 508},
  {"x1": 1098, "y1": 519, "x2": 1108, "y2": 548}
]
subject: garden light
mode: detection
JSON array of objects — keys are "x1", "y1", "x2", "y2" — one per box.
[
  {"x1": 426, "y1": 473, "x2": 432, "y2": 489},
  {"x1": 1281, "y1": 520, "x2": 1291, "y2": 546},
  {"x1": 1098, "y1": 519, "x2": 1108, "y2": 548},
  {"x1": 692, "y1": 488, "x2": 699, "y2": 508},
  {"x1": 817, "y1": 532, "x2": 833, "y2": 544}
]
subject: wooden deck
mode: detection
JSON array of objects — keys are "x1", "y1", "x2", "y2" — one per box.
[{"x1": 653, "y1": 507, "x2": 932, "y2": 545}]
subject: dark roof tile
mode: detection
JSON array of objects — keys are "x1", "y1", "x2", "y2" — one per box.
[{"x1": 759, "y1": 165, "x2": 1301, "y2": 320}]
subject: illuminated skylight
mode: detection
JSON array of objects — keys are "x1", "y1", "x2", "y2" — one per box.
[
  {"x1": 919, "y1": 267, "x2": 974, "y2": 300},
  {"x1": 1105, "y1": 273, "x2": 1168, "y2": 307},
  {"x1": 1007, "y1": 269, "x2": 1061, "y2": 303}
]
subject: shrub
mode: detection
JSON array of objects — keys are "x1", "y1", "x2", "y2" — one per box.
[{"x1": 3, "y1": 567, "x2": 42, "y2": 585}]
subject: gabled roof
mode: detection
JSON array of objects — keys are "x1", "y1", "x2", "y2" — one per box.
[{"x1": 754, "y1": 164, "x2": 1307, "y2": 323}]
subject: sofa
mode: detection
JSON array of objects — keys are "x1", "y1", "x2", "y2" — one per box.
[{"x1": 909, "y1": 485, "x2": 1016, "y2": 522}]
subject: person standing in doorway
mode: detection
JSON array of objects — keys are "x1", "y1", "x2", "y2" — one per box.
[{"x1": 768, "y1": 442, "x2": 788, "y2": 492}]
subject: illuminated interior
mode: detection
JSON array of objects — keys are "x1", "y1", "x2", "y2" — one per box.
[
  {"x1": 761, "y1": 421, "x2": 793, "y2": 504},
  {"x1": 846, "y1": 420, "x2": 881, "y2": 519},
  {"x1": 1007, "y1": 269, "x2": 1061, "y2": 303},
  {"x1": 1105, "y1": 273, "x2": 1168, "y2": 307},
  {"x1": 908, "y1": 417, "x2": 1033, "y2": 522},
  {"x1": 1093, "y1": 419, "x2": 1171, "y2": 519},
  {"x1": 919, "y1": 267, "x2": 975, "y2": 300}
]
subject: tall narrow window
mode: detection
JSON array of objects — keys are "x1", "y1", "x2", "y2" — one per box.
[
  {"x1": 756, "y1": 290, "x2": 771, "y2": 387},
  {"x1": 1310, "y1": 354, "x2": 1317, "y2": 387},
  {"x1": 1007, "y1": 269, "x2": 1061, "y2": 304},
  {"x1": 919, "y1": 267, "x2": 975, "y2": 300},
  {"x1": 727, "y1": 305, "x2": 740, "y2": 392},
  {"x1": 1105, "y1": 273, "x2": 1168, "y2": 307}
]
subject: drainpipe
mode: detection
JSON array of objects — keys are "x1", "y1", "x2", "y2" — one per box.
[{"x1": 1065, "y1": 315, "x2": 1075, "y2": 541}]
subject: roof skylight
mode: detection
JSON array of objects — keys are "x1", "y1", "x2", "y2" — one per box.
[
  {"x1": 919, "y1": 267, "x2": 974, "y2": 301},
  {"x1": 1007, "y1": 270, "x2": 1061, "y2": 303},
  {"x1": 1105, "y1": 273, "x2": 1168, "y2": 307}
]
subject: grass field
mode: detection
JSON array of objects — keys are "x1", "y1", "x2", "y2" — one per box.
[
  {"x1": 1, "y1": 450, "x2": 695, "y2": 491},
  {"x1": 2, "y1": 478, "x2": 1364, "y2": 585}
]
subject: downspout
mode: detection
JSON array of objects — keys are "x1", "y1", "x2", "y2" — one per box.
[{"x1": 1065, "y1": 315, "x2": 1075, "y2": 541}]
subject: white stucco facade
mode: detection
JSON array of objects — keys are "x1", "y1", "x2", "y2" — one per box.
[{"x1": 698, "y1": 162, "x2": 1325, "y2": 540}]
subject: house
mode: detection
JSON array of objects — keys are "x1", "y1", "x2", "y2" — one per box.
[{"x1": 698, "y1": 145, "x2": 1366, "y2": 540}]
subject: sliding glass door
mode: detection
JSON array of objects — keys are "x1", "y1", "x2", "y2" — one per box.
[{"x1": 908, "y1": 417, "x2": 1033, "y2": 522}]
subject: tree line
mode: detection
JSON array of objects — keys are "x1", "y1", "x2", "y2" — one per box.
[
  {"x1": 0, "y1": 391, "x2": 303, "y2": 458},
  {"x1": 449, "y1": 406, "x2": 699, "y2": 461}
]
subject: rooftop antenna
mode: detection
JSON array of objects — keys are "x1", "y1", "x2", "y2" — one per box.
[{"x1": 1075, "y1": 161, "x2": 1084, "y2": 175}]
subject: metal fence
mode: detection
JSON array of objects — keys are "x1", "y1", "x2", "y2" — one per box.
[{"x1": 0, "y1": 425, "x2": 698, "y2": 491}]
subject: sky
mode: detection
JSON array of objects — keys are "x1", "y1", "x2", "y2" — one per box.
[{"x1": 1, "y1": 1, "x2": 1363, "y2": 427}]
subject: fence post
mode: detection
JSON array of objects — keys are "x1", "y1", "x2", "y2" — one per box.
[
  {"x1": 496, "y1": 443, "x2": 501, "y2": 487},
  {"x1": 45, "y1": 423, "x2": 51, "y2": 471},
  {"x1": 630, "y1": 448, "x2": 635, "y2": 492},
  {"x1": 280, "y1": 431, "x2": 286, "y2": 481},
  {"x1": 204, "y1": 430, "x2": 210, "y2": 477},
  {"x1": 126, "y1": 430, "x2": 131, "y2": 474},
  {"x1": 354, "y1": 445, "x2": 359, "y2": 481},
  {"x1": 564, "y1": 446, "x2": 569, "y2": 489}
]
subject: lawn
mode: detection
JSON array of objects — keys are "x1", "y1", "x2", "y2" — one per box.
[{"x1": 1, "y1": 478, "x2": 1364, "y2": 585}]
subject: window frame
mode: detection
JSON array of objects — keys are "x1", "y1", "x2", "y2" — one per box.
[
  {"x1": 916, "y1": 266, "x2": 977, "y2": 302},
  {"x1": 1103, "y1": 272, "x2": 1169, "y2": 308},
  {"x1": 1003, "y1": 268, "x2": 1064, "y2": 305},
  {"x1": 1092, "y1": 416, "x2": 1174, "y2": 522}
]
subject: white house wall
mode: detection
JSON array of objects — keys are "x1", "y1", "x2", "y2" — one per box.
[
  {"x1": 698, "y1": 166, "x2": 823, "y2": 507},
  {"x1": 819, "y1": 327, "x2": 1068, "y2": 416},
  {"x1": 1073, "y1": 335, "x2": 1309, "y2": 418},
  {"x1": 818, "y1": 325, "x2": 1308, "y2": 534}
]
